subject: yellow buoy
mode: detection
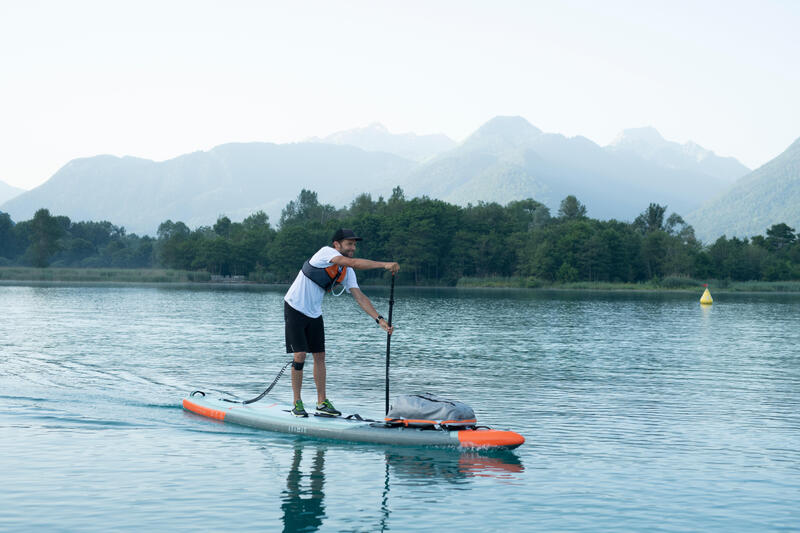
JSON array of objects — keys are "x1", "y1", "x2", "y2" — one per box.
[{"x1": 700, "y1": 285, "x2": 713, "y2": 305}]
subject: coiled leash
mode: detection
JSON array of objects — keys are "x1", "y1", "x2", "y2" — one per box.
[{"x1": 215, "y1": 359, "x2": 294, "y2": 405}]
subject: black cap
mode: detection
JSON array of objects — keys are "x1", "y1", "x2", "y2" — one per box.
[{"x1": 332, "y1": 228, "x2": 362, "y2": 242}]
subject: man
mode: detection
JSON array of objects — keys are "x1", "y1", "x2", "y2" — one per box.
[{"x1": 283, "y1": 228, "x2": 400, "y2": 417}]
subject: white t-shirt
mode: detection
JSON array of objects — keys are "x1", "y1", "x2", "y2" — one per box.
[{"x1": 284, "y1": 246, "x2": 359, "y2": 318}]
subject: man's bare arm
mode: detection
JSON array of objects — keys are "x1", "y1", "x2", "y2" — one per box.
[
  {"x1": 331, "y1": 255, "x2": 399, "y2": 274},
  {"x1": 350, "y1": 287, "x2": 394, "y2": 334}
]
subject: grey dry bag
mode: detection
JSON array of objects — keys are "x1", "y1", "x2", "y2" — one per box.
[{"x1": 386, "y1": 393, "x2": 476, "y2": 428}]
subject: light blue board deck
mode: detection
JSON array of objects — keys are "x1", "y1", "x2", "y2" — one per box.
[{"x1": 183, "y1": 394, "x2": 524, "y2": 449}]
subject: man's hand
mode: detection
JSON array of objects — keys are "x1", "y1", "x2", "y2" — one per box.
[
  {"x1": 378, "y1": 318, "x2": 394, "y2": 335},
  {"x1": 384, "y1": 262, "x2": 400, "y2": 274}
]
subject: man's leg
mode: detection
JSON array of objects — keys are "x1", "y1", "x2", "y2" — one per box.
[
  {"x1": 311, "y1": 352, "x2": 340, "y2": 415},
  {"x1": 292, "y1": 352, "x2": 307, "y2": 403},
  {"x1": 312, "y1": 352, "x2": 326, "y2": 404}
]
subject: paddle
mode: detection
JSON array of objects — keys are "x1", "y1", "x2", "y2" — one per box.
[{"x1": 385, "y1": 273, "x2": 395, "y2": 416}]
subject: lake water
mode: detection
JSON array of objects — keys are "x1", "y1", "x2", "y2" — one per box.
[{"x1": 1, "y1": 283, "x2": 799, "y2": 532}]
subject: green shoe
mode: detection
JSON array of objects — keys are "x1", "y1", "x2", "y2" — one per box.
[
  {"x1": 316, "y1": 399, "x2": 341, "y2": 417},
  {"x1": 291, "y1": 400, "x2": 308, "y2": 418}
]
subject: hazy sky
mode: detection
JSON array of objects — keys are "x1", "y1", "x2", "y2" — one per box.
[{"x1": 1, "y1": 0, "x2": 799, "y2": 190}]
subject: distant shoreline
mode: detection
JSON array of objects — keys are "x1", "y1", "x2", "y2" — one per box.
[{"x1": 2, "y1": 267, "x2": 800, "y2": 293}]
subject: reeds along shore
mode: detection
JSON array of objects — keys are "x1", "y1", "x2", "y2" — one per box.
[
  {"x1": 2, "y1": 267, "x2": 800, "y2": 292},
  {"x1": 0, "y1": 267, "x2": 209, "y2": 283}
]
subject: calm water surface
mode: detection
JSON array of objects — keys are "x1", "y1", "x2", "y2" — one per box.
[{"x1": 1, "y1": 284, "x2": 799, "y2": 531}]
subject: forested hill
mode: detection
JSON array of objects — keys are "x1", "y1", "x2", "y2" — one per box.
[
  {"x1": 687, "y1": 136, "x2": 800, "y2": 242},
  {"x1": 2, "y1": 190, "x2": 798, "y2": 284}
]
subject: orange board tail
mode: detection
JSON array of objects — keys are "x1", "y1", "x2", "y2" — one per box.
[{"x1": 457, "y1": 429, "x2": 525, "y2": 449}]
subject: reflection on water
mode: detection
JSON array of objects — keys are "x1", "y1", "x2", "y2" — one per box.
[
  {"x1": 278, "y1": 441, "x2": 524, "y2": 532},
  {"x1": 281, "y1": 446, "x2": 326, "y2": 533},
  {"x1": 385, "y1": 447, "x2": 524, "y2": 483}
]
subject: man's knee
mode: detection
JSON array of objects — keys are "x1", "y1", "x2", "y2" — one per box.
[{"x1": 293, "y1": 352, "x2": 306, "y2": 371}]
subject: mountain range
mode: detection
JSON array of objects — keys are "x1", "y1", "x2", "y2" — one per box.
[
  {"x1": 399, "y1": 118, "x2": 749, "y2": 222},
  {"x1": 4, "y1": 116, "x2": 792, "y2": 242},
  {"x1": 0, "y1": 144, "x2": 412, "y2": 235}
]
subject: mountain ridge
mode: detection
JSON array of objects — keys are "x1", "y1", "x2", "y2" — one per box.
[
  {"x1": 397, "y1": 117, "x2": 749, "y2": 222},
  {"x1": 610, "y1": 126, "x2": 749, "y2": 183},
  {"x1": 0, "y1": 180, "x2": 25, "y2": 205},
  {"x1": 0, "y1": 143, "x2": 414, "y2": 235},
  {"x1": 1, "y1": 117, "x2": 759, "y2": 240},
  {"x1": 307, "y1": 122, "x2": 456, "y2": 162}
]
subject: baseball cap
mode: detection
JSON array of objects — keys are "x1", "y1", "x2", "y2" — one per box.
[{"x1": 331, "y1": 228, "x2": 362, "y2": 242}]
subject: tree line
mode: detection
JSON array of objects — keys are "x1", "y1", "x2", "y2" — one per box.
[{"x1": 1, "y1": 188, "x2": 799, "y2": 284}]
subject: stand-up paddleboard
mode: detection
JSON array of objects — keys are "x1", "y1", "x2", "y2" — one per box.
[{"x1": 183, "y1": 393, "x2": 525, "y2": 449}]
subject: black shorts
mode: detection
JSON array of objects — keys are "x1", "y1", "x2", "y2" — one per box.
[{"x1": 284, "y1": 301, "x2": 325, "y2": 354}]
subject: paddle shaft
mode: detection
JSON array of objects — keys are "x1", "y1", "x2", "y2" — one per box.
[{"x1": 385, "y1": 274, "x2": 395, "y2": 415}]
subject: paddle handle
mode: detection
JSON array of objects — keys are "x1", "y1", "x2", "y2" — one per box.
[{"x1": 385, "y1": 274, "x2": 395, "y2": 416}]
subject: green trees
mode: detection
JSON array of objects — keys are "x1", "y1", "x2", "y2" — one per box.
[
  {"x1": 0, "y1": 211, "x2": 155, "y2": 268},
  {"x1": 23, "y1": 209, "x2": 66, "y2": 267},
  {"x1": 280, "y1": 189, "x2": 337, "y2": 228},
  {"x1": 633, "y1": 203, "x2": 668, "y2": 233},
  {"x1": 765, "y1": 223, "x2": 796, "y2": 251},
  {"x1": 0, "y1": 212, "x2": 18, "y2": 263},
  {"x1": 3, "y1": 192, "x2": 800, "y2": 284},
  {"x1": 761, "y1": 223, "x2": 799, "y2": 280},
  {"x1": 630, "y1": 203, "x2": 703, "y2": 280},
  {"x1": 56, "y1": 220, "x2": 133, "y2": 267},
  {"x1": 157, "y1": 220, "x2": 193, "y2": 270},
  {"x1": 379, "y1": 196, "x2": 459, "y2": 283},
  {"x1": 519, "y1": 217, "x2": 645, "y2": 282},
  {"x1": 707, "y1": 236, "x2": 762, "y2": 281},
  {"x1": 269, "y1": 224, "x2": 324, "y2": 280},
  {"x1": 558, "y1": 195, "x2": 587, "y2": 220},
  {"x1": 239, "y1": 211, "x2": 276, "y2": 277}
]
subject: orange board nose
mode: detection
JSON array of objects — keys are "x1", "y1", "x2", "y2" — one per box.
[{"x1": 183, "y1": 398, "x2": 227, "y2": 420}]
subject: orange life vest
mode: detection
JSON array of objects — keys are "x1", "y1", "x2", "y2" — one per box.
[{"x1": 301, "y1": 260, "x2": 347, "y2": 292}]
